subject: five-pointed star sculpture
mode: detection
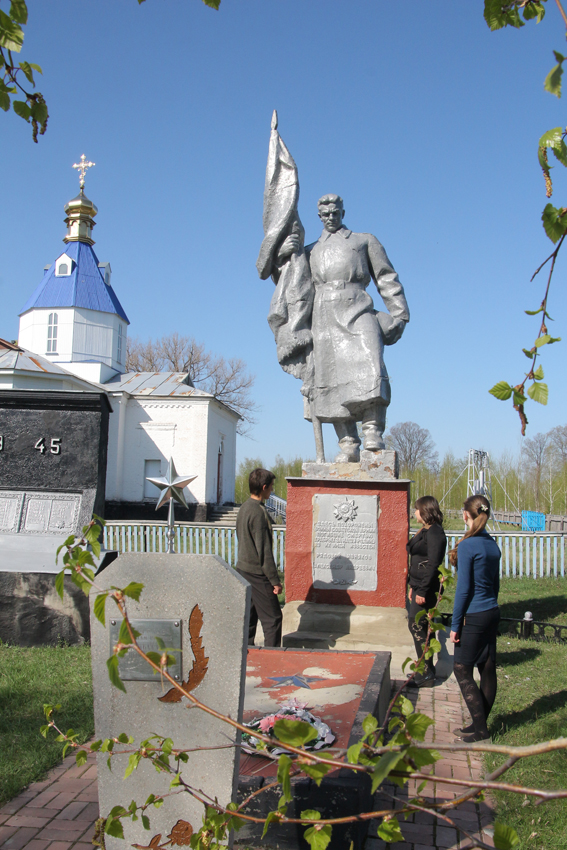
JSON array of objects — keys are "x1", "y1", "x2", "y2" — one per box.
[
  {"x1": 267, "y1": 673, "x2": 325, "y2": 689},
  {"x1": 146, "y1": 457, "x2": 197, "y2": 511}
]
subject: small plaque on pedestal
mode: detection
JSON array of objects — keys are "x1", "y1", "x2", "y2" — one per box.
[{"x1": 312, "y1": 493, "x2": 378, "y2": 591}]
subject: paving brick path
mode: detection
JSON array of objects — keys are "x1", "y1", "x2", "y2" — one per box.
[{"x1": 0, "y1": 679, "x2": 494, "y2": 850}]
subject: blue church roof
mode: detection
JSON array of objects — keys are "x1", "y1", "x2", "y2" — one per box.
[{"x1": 19, "y1": 241, "x2": 129, "y2": 323}]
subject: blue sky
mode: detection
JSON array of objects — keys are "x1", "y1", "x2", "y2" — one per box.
[{"x1": 1, "y1": 0, "x2": 566, "y2": 467}]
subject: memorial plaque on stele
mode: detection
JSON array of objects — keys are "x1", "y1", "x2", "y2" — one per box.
[{"x1": 312, "y1": 494, "x2": 378, "y2": 591}]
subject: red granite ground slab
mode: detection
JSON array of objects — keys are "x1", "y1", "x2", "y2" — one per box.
[{"x1": 239, "y1": 646, "x2": 378, "y2": 779}]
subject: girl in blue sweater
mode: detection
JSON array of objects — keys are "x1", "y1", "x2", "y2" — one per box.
[{"x1": 449, "y1": 495, "x2": 501, "y2": 742}]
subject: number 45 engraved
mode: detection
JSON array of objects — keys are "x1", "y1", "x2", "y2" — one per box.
[{"x1": 34, "y1": 437, "x2": 61, "y2": 455}]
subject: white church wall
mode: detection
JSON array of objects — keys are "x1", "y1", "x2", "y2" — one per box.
[
  {"x1": 18, "y1": 308, "x2": 75, "y2": 361},
  {"x1": 205, "y1": 402, "x2": 238, "y2": 504},
  {"x1": 72, "y1": 308, "x2": 127, "y2": 371},
  {"x1": 105, "y1": 395, "x2": 211, "y2": 505}
]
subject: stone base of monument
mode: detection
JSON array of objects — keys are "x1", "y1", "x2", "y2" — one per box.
[
  {"x1": 285, "y1": 473, "x2": 411, "y2": 609},
  {"x1": 236, "y1": 646, "x2": 390, "y2": 850}
]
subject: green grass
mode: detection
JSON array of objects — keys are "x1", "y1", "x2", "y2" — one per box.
[
  {"x1": 484, "y1": 577, "x2": 567, "y2": 850},
  {"x1": 0, "y1": 641, "x2": 94, "y2": 804}
]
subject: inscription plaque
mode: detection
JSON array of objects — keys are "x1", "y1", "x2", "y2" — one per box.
[
  {"x1": 312, "y1": 494, "x2": 378, "y2": 591},
  {"x1": 24, "y1": 499, "x2": 51, "y2": 533},
  {"x1": 0, "y1": 493, "x2": 24, "y2": 533},
  {"x1": 109, "y1": 618, "x2": 183, "y2": 682}
]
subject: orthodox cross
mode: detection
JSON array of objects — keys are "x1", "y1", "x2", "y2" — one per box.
[{"x1": 72, "y1": 154, "x2": 95, "y2": 190}]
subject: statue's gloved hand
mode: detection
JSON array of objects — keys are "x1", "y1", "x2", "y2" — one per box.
[
  {"x1": 376, "y1": 312, "x2": 407, "y2": 345},
  {"x1": 277, "y1": 233, "x2": 301, "y2": 263}
]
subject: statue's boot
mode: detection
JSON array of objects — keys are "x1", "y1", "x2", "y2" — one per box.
[
  {"x1": 334, "y1": 422, "x2": 361, "y2": 463},
  {"x1": 335, "y1": 437, "x2": 360, "y2": 463},
  {"x1": 361, "y1": 404, "x2": 387, "y2": 451}
]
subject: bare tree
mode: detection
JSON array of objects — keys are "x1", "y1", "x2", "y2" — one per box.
[
  {"x1": 385, "y1": 421, "x2": 438, "y2": 474},
  {"x1": 126, "y1": 333, "x2": 257, "y2": 434},
  {"x1": 522, "y1": 432, "x2": 551, "y2": 511},
  {"x1": 549, "y1": 425, "x2": 567, "y2": 466}
]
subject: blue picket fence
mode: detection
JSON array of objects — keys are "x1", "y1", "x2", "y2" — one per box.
[{"x1": 103, "y1": 523, "x2": 566, "y2": 579}]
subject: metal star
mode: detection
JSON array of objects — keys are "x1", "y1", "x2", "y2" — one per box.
[
  {"x1": 146, "y1": 457, "x2": 197, "y2": 511},
  {"x1": 267, "y1": 674, "x2": 325, "y2": 689}
]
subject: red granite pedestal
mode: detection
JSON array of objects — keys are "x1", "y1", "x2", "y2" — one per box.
[
  {"x1": 282, "y1": 475, "x2": 413, "y2": 669},
  {"x1": 285, "y1": 476, "x2": 411, "y2": 608}
]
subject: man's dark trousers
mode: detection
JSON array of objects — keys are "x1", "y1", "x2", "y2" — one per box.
[{"x1": 237, "y1": 569, "x2": 282, "y2": 647}]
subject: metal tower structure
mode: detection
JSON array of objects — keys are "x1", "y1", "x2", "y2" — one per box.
[{"x1": 467, "y1": 449, "x2": 499, "y2": 530}]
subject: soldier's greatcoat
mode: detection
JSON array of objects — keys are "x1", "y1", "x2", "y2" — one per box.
[{"x1": 305, "y1": 226, "x2": 409, "y2": 422}]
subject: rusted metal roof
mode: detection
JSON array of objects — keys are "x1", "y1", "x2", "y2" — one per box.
[
  {"x1": 0, "y1": 344, "x2": 79, "y2": 377},
  {"x1": 104, "y1": 372, "x2": 214, "y2": 398}
]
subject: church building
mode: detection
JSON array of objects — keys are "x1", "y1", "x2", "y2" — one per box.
[{"x1": 2, "y1": 159, "x2": 238, "y2": 520}]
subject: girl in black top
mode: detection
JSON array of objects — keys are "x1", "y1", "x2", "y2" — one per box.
[{"x1": 406, "y1": 496, "x2": 447, "y2": 687}]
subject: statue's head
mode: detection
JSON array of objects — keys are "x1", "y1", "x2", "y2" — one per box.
[{"x1": 317, "y1": 194, "x2": 345, "y2": 233}]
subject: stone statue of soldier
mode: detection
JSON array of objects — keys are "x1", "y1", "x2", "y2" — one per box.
[{"x1": 257, "y1": 114, "x2": 409, "y2": 463}]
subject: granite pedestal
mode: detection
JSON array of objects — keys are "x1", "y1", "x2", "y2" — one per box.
[{"x1": 282, "y1": 462, "x2": 412, "y2": 669}]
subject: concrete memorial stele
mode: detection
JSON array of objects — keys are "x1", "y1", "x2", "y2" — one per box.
[
  {"x1": 257, "y1": 114, "x2": 413, "y2": 666},
  {"x1": 90, "y1": 553, "x2": 251, "y2": 849}
]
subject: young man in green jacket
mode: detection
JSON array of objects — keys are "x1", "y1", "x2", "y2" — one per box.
[{"x1": 235, "y1": 468, "x2": 282, "y2": 647}]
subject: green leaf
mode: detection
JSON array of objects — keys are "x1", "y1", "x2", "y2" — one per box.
[
  {"x1": 405, "y1": 713, "x2": 434, "y2": 742},
  {"x1": 18, "y1": 60, "x2": 35, "y2": 86},
  {"x1": 525, "y1": 307, "x2": 543, "y2": 315},
  {"x1": 535, "y1": 334, "x2": 551, "y2": 347},
  {"x1": 552, "y1": 139, "x2": 567, "y2": 166},
  {"x1": 527, "y1": 381, "x2": 549, "y2": 405},
  {"x1": 9, "y1": 1, "x2": 28, "y2": 24},
  {"x1": 523, "y1": 1, "x2": 546, "y2": 23},
  {"x1": 0, "y1": 9, "x2": 24, "y2": 51},
  {"x1": 371, "y1": 751, "x2": 404, "y2": 794},
  {"x1": 489, "y1": 381, "x2": 513, "y2": 401},
  {"x1": 407, "y1": 745, "x2": 441, "y2": 768},
  {"x1": 55, "y1": 570, "x2": 65, "y2": 600},
  {"x1": 542, "y1": 203, "x2": 567, "y2": 243},
  {"x1": 347, "y1": 741, "x2": 363, "y2": 764},
  {"x1": 513, "y1": 390, "x2": 527, "y2": 406},
  {"x1": 378, "y1": 815, "x2": 404, "y2": 843},
  {"x1": 277, "y1": 754, "x2": 292, "y2": 804},
  {"x1": 105, "y1": 817, "x2": 125, "y2": 840},
  {"x1": 262, "y1": 811, "x2": 281, "y2": 839},
  {"x1": 142, "y1": 814, "x2": 150, "y2": 830},
  {"x1": 362, "y1": 714, "x2": 378, "y2": 736},
  {"x1": 301, "y1": 810, "x2": 321, "y2": 821},
  {"x1": 94, "y1": 593, "x2": 108, "y2": 627},
  {"x1": 0, "y1": 90, "x2": 10, "y2": 111},
  {"x1": 540, "y1": 127, "x2": 563, "y2": 148},
  {"x1": 522, "y1": 347, "x2": 535, "y2": 358},
  {"x1": 107, "y1": 655, "x2": 126, "y2": 693},
  {"x1": 397, "y1": 695, "x2": 414, "y2": 717},
  {"x1": 76, "y1": 749, "x2": 88, "y2": 766},
  {"x1": 428, "y1": 637, "x2": 441, "y2": 653},
  {"x1": 122, "y1": 581, "x2": 144, "y2": 601},
  {"x1": 303, "y1": 823, "x2": 332, "y2": 850},
  {"x1": 202, "y1": 0, "x2": 221, "y2": 8},
  {"x1": 493, "y1": 821, "x2": 520, "y2": 849},
  {"x1": 273, "y1": 718, "x2": 318, "y2": 747},
  {"x1": 533, "y1": 365, "x2": 544, "y2": 380},
  {"x1": 117, "y1": 618, "x2": 140, "y2": 646},
  {"x1": 545, "y1": 62, "x2": 563, "y2": 98},
  {"x1": 300, "y1": 755, "x2": 333, "y2": 786}
]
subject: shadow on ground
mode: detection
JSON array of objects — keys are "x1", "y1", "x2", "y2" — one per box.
[
  {"x1": 491, "y1": 689, "x2": 567, "y2": 733},
  {"x1": 498, "y1": 595, "x2": 567, "y2": 622}
]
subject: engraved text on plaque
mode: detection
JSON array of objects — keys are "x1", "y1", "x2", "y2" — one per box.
[{"x1": 312, "y1": 494, "x2": 378, "y2": 591}]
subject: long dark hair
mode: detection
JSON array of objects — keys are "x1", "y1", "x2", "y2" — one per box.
[
  {"x1": 415, "y1": 495, "x2": 443, "y2": 526},
  {"x1": 449, "y1": 495, "x2": 490, "y2": 567}
]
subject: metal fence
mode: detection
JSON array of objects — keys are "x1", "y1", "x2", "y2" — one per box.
[
  {"x1": 103, "y1": 522, "x2": 286, "y2": 572},
  {"x1": 102, "y1": 523, "x2": 566, "y2": 579}
]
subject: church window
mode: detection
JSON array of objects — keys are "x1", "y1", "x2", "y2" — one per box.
[
  {"x1": 117, "y1": 324, "x2": 124, "y2": 364},
  {"x1": 58, "y1": 263, "x2": 68, "y2": 275},
  {"x1": 55, "y1": 254, "x2": 73, "y2": 276},
  {"x1": 47, "y1": 313, "x2": 58, "y2": 353}
]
